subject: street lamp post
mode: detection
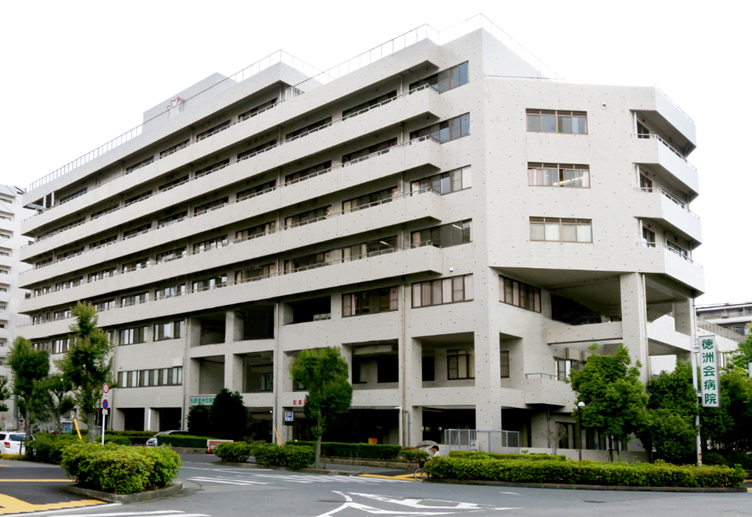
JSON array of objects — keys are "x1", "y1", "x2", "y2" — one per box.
[{"x1": 576, "y1": 401, "x2": 585, "y2": 461}]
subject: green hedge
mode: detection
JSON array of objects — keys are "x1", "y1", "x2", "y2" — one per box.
[
  {"x1": 215, "y1": 442, "x2": 252, "y2": 463},
  {"x1": 26, "y1": 433, "x2": 129, "y2": 464},
  {"x1": 448, "y1": 451, "x2": 567, "y2": 462},
  {"x1": 424, "y1": 457, "x2": 746, "y2": 488},
  {"x1": 285, "y1": 441, "x2": 402, "y2": 460},
  {"x1": 157, "y1": 434, "x2": 217, "y2": 448},
  {"x1": 60, "y1": 442, "x2": 181, "y2": 494},
  {"x1": 400, "y1": 449, "x2": 429, "y2": 463},
  {"x1": 253, "y1": 443, "x2": 314, "y2": 470}
]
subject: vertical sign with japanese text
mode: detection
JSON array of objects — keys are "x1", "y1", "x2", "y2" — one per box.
[{"x1": 700, "y1": 336, "x2": 720, "y2": 407}]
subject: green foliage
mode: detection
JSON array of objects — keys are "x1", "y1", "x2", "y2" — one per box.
[
  {"x1": 0, "y1": 454, "x2": 26, "y2": 461},
  {"x1": 252, "y1": 443, "x2": 314, "y2": 470},
  {"x1": 210, "y1": 389, "x2": 248, "y2": 440},
  {"x1": 285, "y1": 441, "x2": 402, "y2": 460},
  {"x1": 188, "y1": 405, "x2": 212, "y2": 437},
  {"x1": 157, "y1": 434, "x2": 216, "y2": 448},
  {"x1": 37, "y1": 374, "x2": 76, "y2": 433},
  {"x1": 290, "y1": 347, "x2": 353, "y2": 468},
  {"x1": 25, "y1": 433, "x2": 130, "y2": 464},
  {"x1": 214, "y1": 442, "x2": 252, "y2": 462},
  {"x1": 7, "y1": 336, "x2": 50, "y2": 441},
  {"x1": 731, "y1": 330, "x2": 752, "y2": 370},
  {"x1": 400, "y1": 449, "x2": 429, "y2": 462},
  {"x1": 570, "y1": 344, "x2": 648, "y2": 457},
  {"x1": 57, "y1": 303, "x2": 114, "y2": 443},
  {"x1": 448, "y1": 451, "x2": 568, "y2": 461},
  {"x1": 423, "y1": 457, "x2": 746, "y2": 488},
  {"x1": 703, "y1": 450, "x2": 752, "y2": 469},
  {"x1": 0, "y1": 377, "x2": 10, "y2": 413},
  {"x1": 60, "y1": 442, "x2": 181, "y2": 494},
  {"x1": 700, "y1": 368, "x2": 752, "y2": 452}
]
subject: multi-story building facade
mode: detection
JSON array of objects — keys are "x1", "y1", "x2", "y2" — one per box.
[
  {"x1": 0, "y1": 185, "x2": 33, "y2": 431},
  {"x1": 16, "y1": 17, "x2": 704, "y2": 455},
  {"x1": 697, "y1": 302, "x2": 752, "y2": 338}
]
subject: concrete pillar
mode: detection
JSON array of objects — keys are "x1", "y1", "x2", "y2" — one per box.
[
  {"x1": 620, "y1": 273, "x2": 650, "y2": 384},
  {"x1": 225, "y1": 311, "x2": 237, "y2": 344},
  {"x1": 146, "y1": 408, "x2": 160, "y2": 432},
  {"x1": 408, "y1": 406, "x2": 423, "y2": 447},
  {"x1": 673, "y1": 299, "x2": 693, "y2": 336},
  {"x1": 225, "y1": 353, "x2": 243, "y2": 393}
]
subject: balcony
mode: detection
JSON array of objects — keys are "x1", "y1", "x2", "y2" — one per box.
[
  {"x1": 634, "y1": 188, "x2": 702, "y2": 245},
  {"x1": 635, "y1": 87, "x2": 696, "y2": 155},
  {"x1": 546, "y1": 321, "x2": 623, "y2": 346},
  {"x1": 632, "y1": 134, "x2": 699, "y2": 198},
  {"x1": 18, "y1": 246, "x2": 443, "y2": 340},
  {"x1": 635, "y1": 242, "x2": 704, "y2": 293},
  {"x1": 522, "y1": 374, "x2": 572, "y2": 407}
]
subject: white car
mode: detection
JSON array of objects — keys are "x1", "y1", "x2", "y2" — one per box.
[
  {"x1": 145, "y1": 430, "x2": 188, "y2": 447},
  {"x1": 0, "y1": 433, "x2": 32, "y2": 454}
]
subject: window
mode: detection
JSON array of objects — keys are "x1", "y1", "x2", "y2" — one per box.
[
  {"x1": 530, "y1": 217, "x2": 592, "y2": 243},
  {"x1": 159, "y1": 175, "x2": 189, "y2": 192},
  {"x1": 528, "y1": 163, "x2": 590, "y2": 188},
  {"x1": 193, "y1": 235, "x2": 228, "y2": 253},
  {"x1": 411, "y1": 220, "x2": 472, "y2": 248},
  {"x1": 500, "y1": 276, "x2": 541, "y2": 313},
  {"x1": 160, "y1": 140, "x2": 189, "y2": 158},
  {"x1": 410, "y1": 113, "x2": 470, "y2": 143},
  {"x1": 235, "y1": 264, "x2": 275, "y2": 283},
  {"x1": 285, "y1": 206, "x2": 331, "y2": 229},
  {"x1": 124, "y1": 223, "x2": 151, "y2": 239},
  {"x1": 154, "y1": 321, "x2": 182, "y2": 341},
  {"x1": 0, "y1": 248, "x2": 9, "y2": 256},
  {"x1": 422, "y1": 356, "x2": 435, "y2": 381},
  {"x1": 556, "y1": 359, "x2": 583, "y2": 381},
  {"x1": 122, "y1": 258, "x2": 149, "y2": 273},
  {"x1": 55, "y1": 277, "x2": 82, "y2": 291},
  {"x1": 118, "y1": 366, "x2": 182, "y2": 388},
  {"x1": 412, "y1": 275, "x2": 474, "y2": 308},
  {"x1": 155, "y1": 285, "x2": 185, "y2": 300},
  {"x1": 53, "y1": 309, "x2": 71, "y2": 320},
  {"x1": 526, "y1": 109, "x2": 587, "y2": 134},
  {"x1": 196, "y1": 122, "x2": 230, "y2": 142},
  {"x1": 157, "y1": 212, "x2": 187, "y2": 228},
  {"x1": 237, "y1": 140, "x2": 277, "y2": 161},
  {"x1": 119, "y1": 327, "x2": 147, "y2": 345},
  {"x1": 0, "y1": 214, "x2": 10, "y2": 222},
  {"x1": 411, "y1": 166, "x2": 471, "y2": 194},
  {"x1": 53, "y1": 338, "x2": 70, "y2": 355},
  {"x1": 261, "y1": 372, "x2": 273, "y2": 392},
  {"x1": 121, "y1": 292, "x2": 148, "y2": 307},
  {"x1": 284, "y1": 251, "x2": 329, "y2": 273},
  {"x1": 342, "y1": 287, "x2": 399, "y2": 317},
  {"x1": 94, "y1": 300, "x2": 115, "y2": 312},
  {"x1": 156, "y1": 247, "x2": 186, "y2": 263},
  {"x1": 639, "y1": 173, "x2": 653, "y2": 191},
  {"x1": 447, "y1": 350, "x2": 474, "y2": 380},
  {"x1": 0, "y1": 233, "x2": 11, "y2": 240},
  {"x1": 125, "y1": 191, "x2": 152, "y2": 206},
  {"x1": 342, "y1": 138, "x2": 397, "y2": 164},
  {"x1": 195, "y1": 159, "x2": 230, "y2": 179},
  {"x1": 284, "y1": 161, "x2": 331, "y2": 184},
  {"x1": 192, "y1": 274, "x2": 227, "y2": 292},
  {"x1": 343, "y1": 91, "x2": 397, "y2": 118},
  {"x1": 286, "y1": 117, "x2": 332, "y2": 141},
  {"x1": 500, "y1": 351, "x2": 510, "y2": 378},
  {"x1": 377, "y1": 356, "x2": 399, "y2": 383},
  {"x1": 410, "y1": 62, "x2": 469, "y2": 93},
  {"x1": 637, "y1": 121, "x2": 650, "y2": 138},
  {"x1": 126, "y1": 157, "x2": 154, "y2": 174},
  {"x1": 194, "y1": 197, "x2": 228, "y2": 216},
  {"x1": 236, "y1": 222, "x2": 275, "y2": 242},
  {"x1": 58, "y1": 187, "x2": 87, "y2": 205},
  {"x1": 0, "y1": 269, "x2": 9, "y2": 275},
  {"x1": 56, "y1": 248, "x2": 84, "y2": 261},
  {"x1": 238, "y1": 98, "x2": 277, "y2": 122},
  {"x1": 666, "y1": 241, "x2": 689, "y2": 259},
  {"x1": 91, "y1": 235, "x2": 118, "y2": 249},
  {"x1": 340, "y1": 236, "x2": 397, "y2": 262},
  {"x1": 90, "y1": 204, "x2": 118, "y2": 220},
  {"x1": 343, "y1": 187, "x2": 397, "y2": 212},
  {"x1": 237, "y1": 180, "x2": 277, "y2": 201},
  {"x1": 89, "y1": 268, "x2": 116, "y2": 282},
  {"x1": 642, "y1": 227, "x2": 656, "y2": 247}
]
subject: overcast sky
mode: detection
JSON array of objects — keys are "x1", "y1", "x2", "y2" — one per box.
[{"x1": 1, "y1": 0, "x2": 748, "y2": 306}]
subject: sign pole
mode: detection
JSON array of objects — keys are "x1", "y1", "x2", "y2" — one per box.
[
  {"x1": 101, "y1": 409, "x2": 106, "y2": 445},
  {"x1": 690, "y1": 338, "x2": 702, "y2": 466}
]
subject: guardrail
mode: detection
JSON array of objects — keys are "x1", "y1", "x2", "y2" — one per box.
[
  {"x1": 525, "y1": 373, "x2": 566, "y2": 381},
  {"x1": 696, "y1": 318, "x2": 745, "y2": 344}
]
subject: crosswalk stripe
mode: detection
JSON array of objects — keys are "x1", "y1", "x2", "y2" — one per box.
[{"x1": 189, "y1": 477, "x2": 268, "y2": 486}]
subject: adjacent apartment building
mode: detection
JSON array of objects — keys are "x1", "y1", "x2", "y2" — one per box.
[
  {"x1": 16, "y1": 17, "x2": 704, "y2": 454},
  {"x1": 697, "y1": 302, "x2": 752, "y2": 338},
  {"x1": 0, "y1": 185, "x2": 33, "y2": 431}
]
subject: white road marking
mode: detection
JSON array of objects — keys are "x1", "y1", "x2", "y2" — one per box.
[
  {"x1": 188, "y1": 477, "x2": 269, "y2": 486},
  {"x1": 498, "y1": 492, "x2": 520, "y2": 495},
  {"x1": 252, "y1": 474, "x2": 405, "y2": 484},
  {"x1": 49, "y1": 512, "x2": 210, "y2": 517}
]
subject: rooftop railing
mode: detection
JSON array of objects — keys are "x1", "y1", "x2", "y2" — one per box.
[{"x1": 27, "y1": 14, "x2": 560, "y2": 193}]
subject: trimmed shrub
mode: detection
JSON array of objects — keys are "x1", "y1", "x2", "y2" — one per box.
[
  {"x1": 250, "y1": 443, "x2": 314, "y2": 470},
  {"x1": 285, "y1": 441, "x2": 401, "y2": 460},
  {"x1": 60, "y1": 442, "x2": 181, "y2": 494},
  {"x1": 424, "y1": 457, "x2": 746, "y2": 488},
  {"x1": 26, "y1": 433, "x2": 129, "y2": 464},
  {"x1": 215, "y1": 442, "x2": 252, "y2": 463},
  {"x1": 157, "y1": 434, "x2": 217, "y2": 448},
  {"x1": 703, "y1": 450, "x2": 752, "y2": 469},
  {"x1": 284, "y1": 445, "x2": 315, "y2": 470},
  {"x1": 0, "y1": 454, "x2": 25, "y2": 460},
  {"x1": 253, "y1": 443, "x2": 285, "y2": 467},
  {"x1": 400, "y1": 449, "x2": 429, "y2": 463},
  {"x1": 448, "y1": 451, "x2": 567, "y2": 462}
]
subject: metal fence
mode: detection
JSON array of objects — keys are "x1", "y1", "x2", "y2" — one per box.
[{"x1": 444, "y1": 429, "x2": 520, "y2": 454}]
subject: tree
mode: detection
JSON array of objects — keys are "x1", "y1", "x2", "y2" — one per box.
[
  {"x1": 210, "y1": 389, "x2": 248, "y2": 440},
  {"x1": 638, "y1": 361, "x2": 699, "y2": 463},
  {"x1": 188, "y1": 405, "x2": 213, "y2": 437},
  {"x1": 37, "y1": 374, "x2": 76, "y2": 433},
  {"x1": 700, "y1": 368, "x2": 752, "y2": 453},
  {"x1": 731, "y1": 330, "x2": 752, "y2": 371},
  {"x1": 7, "y1": 337, "x2": 50, "y2": 442},
  {"x1": 0, "y1": 377, "x2": 11, "y2": 413},
  {"x1": 57, "y1": 302, "x2": 114, "y2": 443},
  {"x1": 291, "y1": 347, "x2": 352, "y2": 468},
  {"x1": 570, "y1": 344, "x2": 648, "y2": 462}
]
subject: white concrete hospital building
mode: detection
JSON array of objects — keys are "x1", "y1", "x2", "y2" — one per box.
[{"x1": 16, "y1": 17, "x2": 707, "y2": 455}]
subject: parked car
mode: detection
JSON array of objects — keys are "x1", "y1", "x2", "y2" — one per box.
[
  {"x1": 0, "y1": 433, "x2": 33, "y2": 454},
  {"x1": 145, "y1": 430, "x2": 188, "y2": 447}
]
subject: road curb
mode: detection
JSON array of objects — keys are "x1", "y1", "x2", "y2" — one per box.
[
  {"x1": 215, "y1": 461, "x2": 362, "y2": 476},
  {"x1": 424, "y1": 478, "x2": 747, "y2": 493},
  {"x1": 64, "y1": 480, "x2": 184, "y2": 503}
]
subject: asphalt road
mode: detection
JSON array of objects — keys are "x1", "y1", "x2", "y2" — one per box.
[{"x1": 2, "y1": 454, "x2": 750, "y2": 517}]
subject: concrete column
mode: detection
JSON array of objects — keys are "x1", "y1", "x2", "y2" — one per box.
[
  {"x1": 673, "y1": 299, "x2": 693, "y2": 336},
  {"x1": 620, "y1": 273, "x2": 650, "y2": 384},
  {"x1": 147, "y1": 408, "x2": 160, "y2": 432},
  {"x1": 225, "y1": 353, "x2": 243, "y2": 393},
  {"x1": 225, "y1": 311, "x2": 236, "y2": 344},
  {"x1": 408, "y1": 406, "x2": 423, "y2": 447}
]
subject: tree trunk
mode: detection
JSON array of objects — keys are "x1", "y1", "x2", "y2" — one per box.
[
  {"x1": 87, "y1": 412, "x2": 97, "y2": 443},
  {"x1": 24, "y1": 405, "x2": 32, "y2": 452},
  {"x1": 314, "y1": 436, "x2": 322, "y2": 469}
]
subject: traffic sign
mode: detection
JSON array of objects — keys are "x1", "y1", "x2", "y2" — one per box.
[
  {"x1": 284, "y1": 411, "x2": 294, "y2": 426},
  {"x1": 103, "y1": 383, "x2": 110, "y2": 394},
  {"x1": 102, "y1": 399, "x2": 109, "y2": 410}
]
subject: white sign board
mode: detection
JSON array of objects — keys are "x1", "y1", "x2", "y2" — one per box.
[{"x1": 700, "y1": 336, "x2": 720, "y2": 407}]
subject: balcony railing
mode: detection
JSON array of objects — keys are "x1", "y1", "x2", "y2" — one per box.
[
  {"x1": 633, "y1": 187, "x2": 700, "y2": 219},
  {"x1": 636, "y1": 241, "x2": 702, "y2": 268},
  {"x1": 696, "y1": 318, "x2": 745, "y2": 344},
  {"x1": 23, "y1": 187, "x2": 439, "y2": 302},
  {"x1": 22, "y1": 243, "x2": 420, "y2": 327},
  {"x1": 525, "y1": 373, "x2": 566, "y2": 381},
  {"x1": 631, "y1": 133, "x2": 697, "y2": 171}
]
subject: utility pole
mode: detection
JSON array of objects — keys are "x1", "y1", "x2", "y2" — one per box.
[{"x1": 690, "y1": 337, "x2": 702, "y2": 466}]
